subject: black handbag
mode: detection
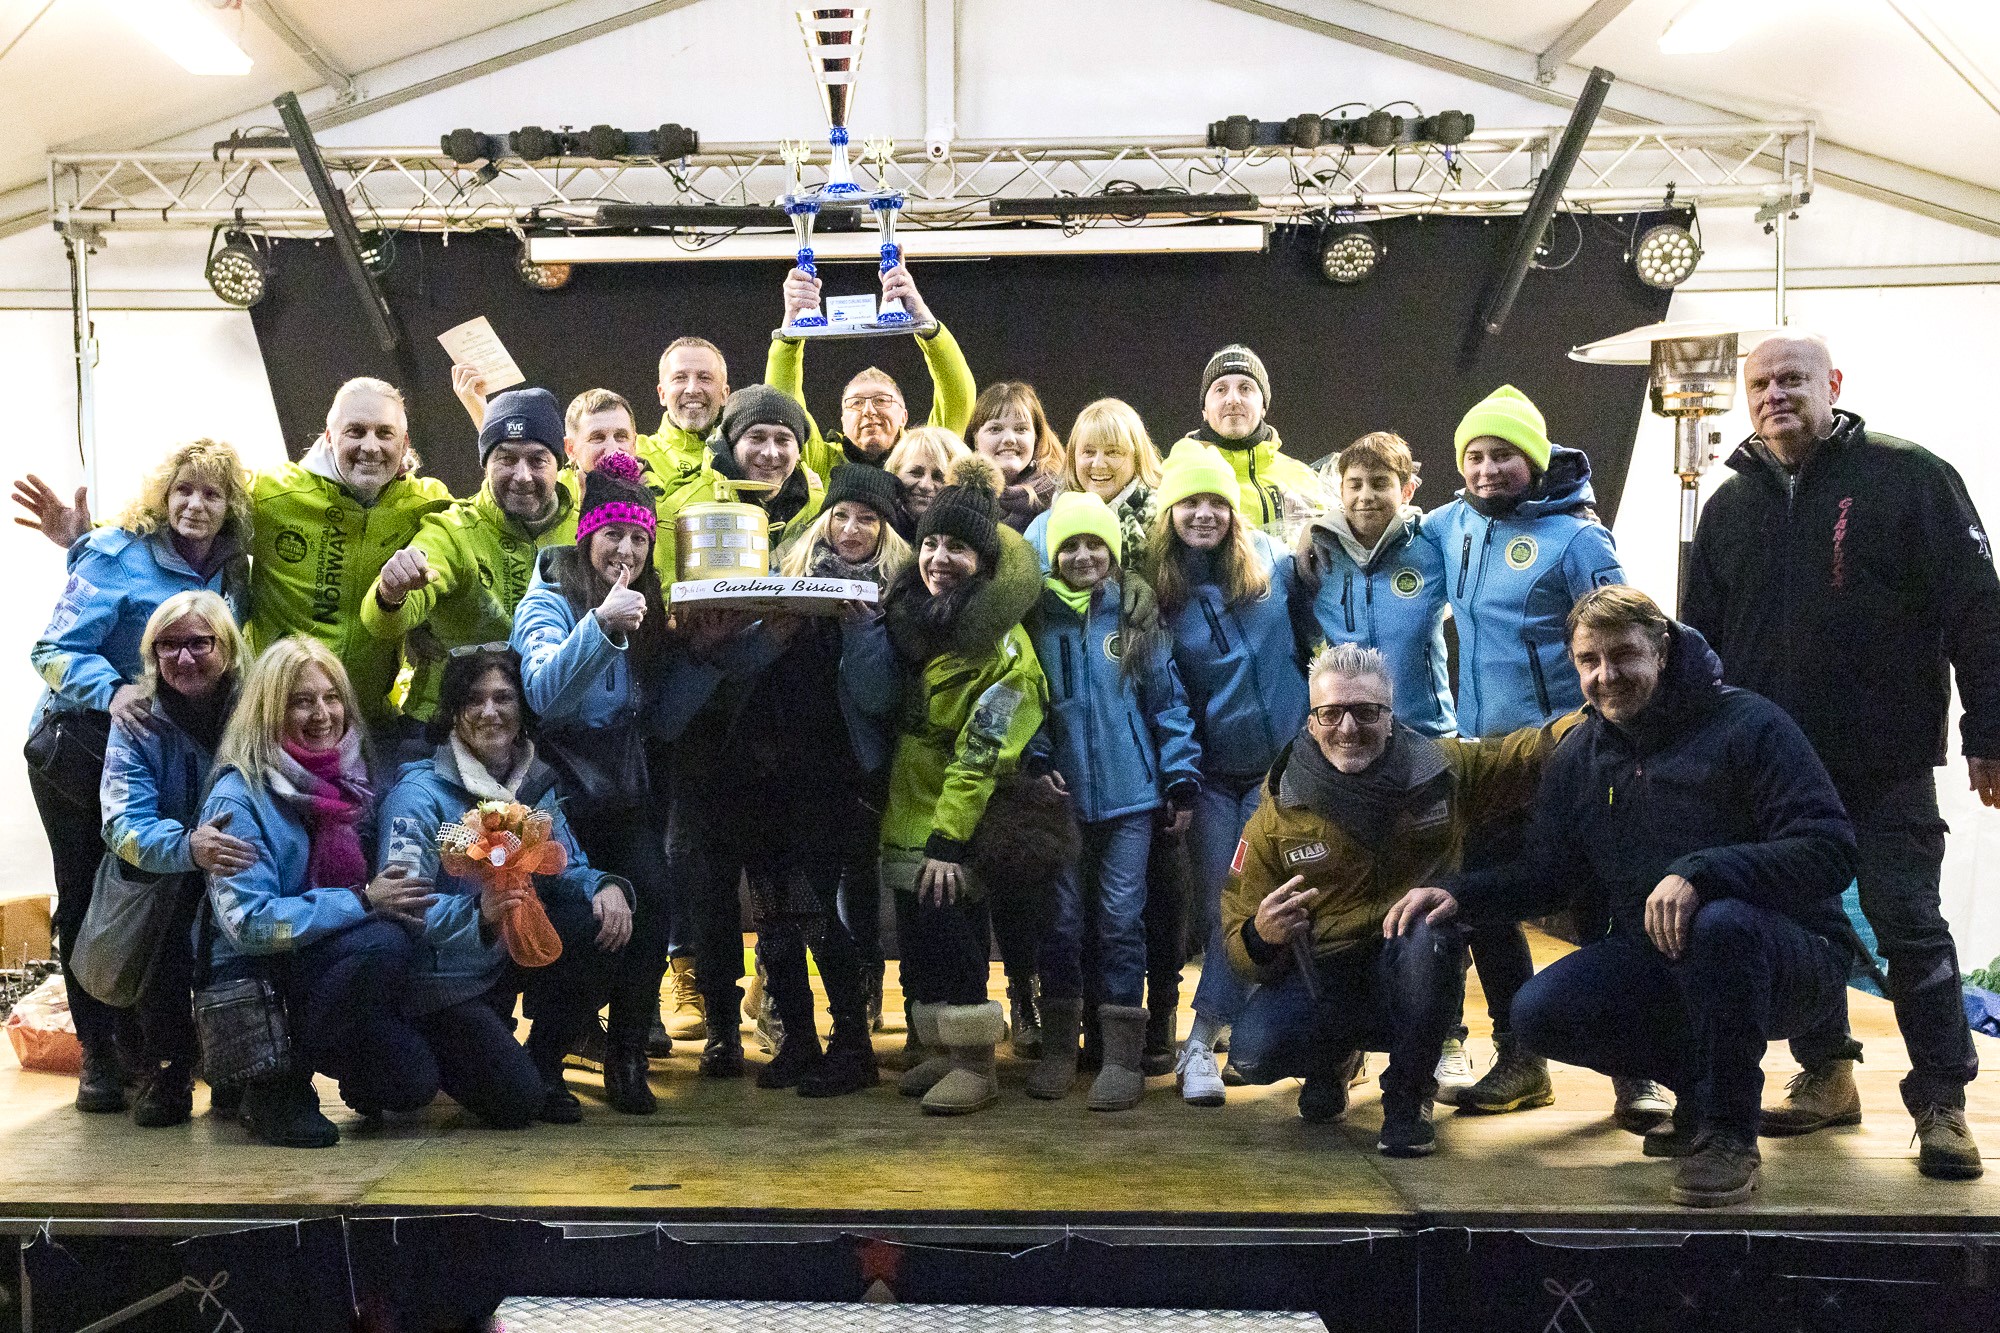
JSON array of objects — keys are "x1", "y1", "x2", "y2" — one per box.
[
  {"x1": 539, "y1": 727, "x2": 650, "y2": 811},
  {"x1": 22, "y1": 707, "x2": 111, "y2": 810},
  {"x1": 190, "y1": 898, "x2": 294, "y2": 1085},
  {"x1": 71, "y1": 858, "x2": 186, "y2": 1009}
]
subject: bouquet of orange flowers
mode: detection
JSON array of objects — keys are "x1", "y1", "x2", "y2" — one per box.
[{"x1": 435, "y1": 801, "x2": 567, "y2": 967}]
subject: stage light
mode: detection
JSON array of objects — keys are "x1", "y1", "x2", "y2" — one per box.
[
  {"x1": 1418, "y1": 110, "x2": 1475, "y2": 146},
  {"x1": 584, "y1": 125, "x2": 628, "y2": 159},
  {"x1": 510, "y1": 126, "x2": 569, "y2": 162},
  {"x1": 1217, "y1": 115, "x2": 1254, "y2": 152},
  {"x1": 1284, "y1": 114, "x2": 1323, "y2": 149},
  {"x1": 652, "y1": 123, "x2": 700, "y2": 159},
  {"x1": 1632, "y1": 223, "x2": 1702, "y2": 289},
  {"x1": 517, "y1": 242, "x2": 572, "y2": 291},
  {"x1": 1319, "y1": 223, "x2": 1381, "y2": 285},
  {"x1": 441, "y1": 128, "x2": 502, "y2": 163},
  {"x1": 205, "y1": 230, "x2": 267, "y2": 308},
  {"x1": 1659, "y1": 0, "x2": 1746, "y2": 54},
  {"x1": 105, "y1": 0, "x2": 252, "y2": 76}
]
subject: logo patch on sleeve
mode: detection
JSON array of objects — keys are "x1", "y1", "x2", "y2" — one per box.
[
  {"x1": 1283, "y1": 840, "x2": 1330, "y2": 867},
  {"x1": 1230, "y1": 840, "x2": 1248, "y2": 875}
]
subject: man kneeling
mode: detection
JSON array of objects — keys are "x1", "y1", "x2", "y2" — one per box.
[
  {"x1": 1219, "y1": 643, "x2": 1571, "y2": 1157},
  {"x1": 1386, "y1": 586, "x2": 1859, "y2": 1207}
]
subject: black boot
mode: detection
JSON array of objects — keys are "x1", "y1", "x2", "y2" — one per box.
[
  {"x1": 799, "y1": 1013, "x2": 880, "y2": 1098},
  {"x1": 699, "y1": 989, "x2": 746, "y2": 1078},
  {"x1": 1008, "y1": 978, "x2": 1042, "y2": 1059},
  {"x1": 757, "y1": 1030, "x2": 823, "y2": 1089},
  {"x1": 602, "y1": 1028, "x2": 658, "y2": 1115},
  {"x1": 1142, "y1": 992, "x2": 1178, "y2": 1077},
  {"x1": 132, "y1": 1058, "x2": 195, "y2": 1128},
  {"x1": 241, "y1": 1073, "x2": 338, "y2": 1148},
  {"x1": 75, "y1": 1044, "x2": 127, "y2": 1114}
]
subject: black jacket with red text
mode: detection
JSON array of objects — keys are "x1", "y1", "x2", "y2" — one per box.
[{"x1": 1681, "y1": 410, "x2": 2000, "y2": 785}]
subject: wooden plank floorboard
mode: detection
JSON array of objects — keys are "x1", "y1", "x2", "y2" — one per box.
[{"x1": 2, "y1": 930, "x2": 1994, "y2": 1230}]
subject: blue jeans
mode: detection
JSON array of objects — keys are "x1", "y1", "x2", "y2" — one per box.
[
  {"x1": 1229, "y1": 920, "x2": 1466, "y2": 1103},
  {"x1": 1039, "y1": 812, "x2": 1154, "y2": 1006},
  {"x1": 1513, "y1": 900, "x2": 1850, "y2": 1139},
  {"x1": 1189, "y1": 776, "x2": 1263, "y2": 1023}
]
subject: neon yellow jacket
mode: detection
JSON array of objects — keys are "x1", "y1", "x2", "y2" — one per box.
[
  {"x1": 765, "y1": 321, "x2": 978, "y2": 482},
  {"x1": 358, "y1": 482, "x2": 577, "y2": 722},
  {"x1": 633, "y1": 418, "x2": 711, "y2": 479},
  {"x1": 1172, "y1": 426, "x2": 1330, "y2": 538},
  {"x1": 246, "y1": 463, "x2": 452, "y2": 727}
]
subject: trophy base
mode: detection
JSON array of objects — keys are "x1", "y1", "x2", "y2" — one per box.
[
  {"x1": 671, "y1": 575, "x2": 881, "y2": 615},
  {"x1": 775, "y1": 317, "x2": 940, "y2": 341}
]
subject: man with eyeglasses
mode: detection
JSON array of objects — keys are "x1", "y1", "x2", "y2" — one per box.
[
  {"x1": 362, "y1": 387, "x2": 576, "y2": 730},
  {"x1": 1387, "y1": 585, "x2": 1860, "y2": 1207},
  {"x1": 1217, "y1": 641, "x2": 1575, "y2": 1157},
  {"x1": 768, "y1": 262, "x2": 977, "y2": 481},
  {"x1": 1680, "y1": 334, "x2": 1995, "y2": 1183}
]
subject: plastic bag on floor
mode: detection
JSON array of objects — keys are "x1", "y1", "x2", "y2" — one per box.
[{"x1": 4, "y1": 973, "x2": 83, "y2": 1075}]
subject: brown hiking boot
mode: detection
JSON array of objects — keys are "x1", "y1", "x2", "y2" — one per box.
[
  {"x1": 1759, "y1": 1058, "x2": 1862, "y2": 1136},
  {"x1": 1671, "y1": 1132, "x2": 1761, "y2": 1208},
  {"x1": 1912, "y1": 1104, "x2": 1985, "y2": 1181},
  {"x1": 664, "y1": 957, "x2": 707, "y2": 1042}
]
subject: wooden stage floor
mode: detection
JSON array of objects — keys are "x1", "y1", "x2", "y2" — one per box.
[{"x1": 2, "y1": 931, "x2": 1995, "y2": 1237}]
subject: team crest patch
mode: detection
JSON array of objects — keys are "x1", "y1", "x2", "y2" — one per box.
[
  {"x1": 1283, "y1": 841, "x2": 1330, "y2": 867},
  {"x1": 1391, "y1": 567, "x2": 1423, "y2": 598},
  {"x1": 1103, "y1": 632, "x2": 1123, "y2": 664},
  {"x1": 1230, "y1": 840, "x2": 1248, "y2": 875},
  {"x1": 1505, "y1": 536, "x2": 1538, "y2": 570},
  {"x1": 274, "y1": 529, "x2": 308, "y2": 563}
]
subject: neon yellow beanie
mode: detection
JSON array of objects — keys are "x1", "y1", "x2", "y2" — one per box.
[
  {"x1": 1155, "y1": 439, "x2": 1241, "y2": 515},
  {"x1": 1454, "y1": 384, "x2": 1551, "y2": 472},
  {"x1": 1045, "y1": 491, "x2": 1123, "y2": 565}
]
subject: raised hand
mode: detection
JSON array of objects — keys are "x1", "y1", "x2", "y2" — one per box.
[
  {"x1": 11, "y1": 474, "x2": 89, "y2": 547},
  {"x1": 597, "y1": 565, "x2": 646, "y2": 637},
  {"x1": 880, "y1": 262, "x2": 931, "y2": 325},
  {"x1": 783, "y1": 266, "x2": 824, "y2": 325},
  {"x1": 451, "y1": 364, "x2": 491, "y2": 428}
]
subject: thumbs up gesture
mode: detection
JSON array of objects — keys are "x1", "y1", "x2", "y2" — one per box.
[{"x1": 597, "y1": 564, "x2": 647, "y2": 637}]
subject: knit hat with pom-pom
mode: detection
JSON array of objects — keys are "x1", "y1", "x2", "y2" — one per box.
[
  {"x1": 917, "y1": 453, "x2": 1004, "y2": 569},
  {"x1": 575, "y1": 451, "x2": 657, "y2": 544}
]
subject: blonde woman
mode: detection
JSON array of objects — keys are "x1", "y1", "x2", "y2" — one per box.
[
  {"x1": 27, "y1": 438, "x2": 252, "y2": 1115},
  {"x1": 91, "y1": 590, "x2": 251, "y2": 1127},
  {"x1": 1144, "y1": 440, "x2": 1310, "y2": 1108},
  {"x1": 201, "y1": 637, "x2": 438, "y2": 1148},
  {"x1": 1026, "y1": 397, "x2": 1164, "y2": 573},
  {"x1": 885, "y1": 425, "x2": 971, "y2": 540}
]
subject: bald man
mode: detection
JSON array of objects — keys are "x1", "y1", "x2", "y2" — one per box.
[{"x1": 1682, "y1": 334, "x2": 1998, "y2": 1182}]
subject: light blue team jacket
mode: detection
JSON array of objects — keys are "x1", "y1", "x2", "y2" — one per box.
[
  {"x1": 1421, "y1": 444, "x2": 1626, "y2": 737},
  {"x1": 1299, "y1": 505, "x2": 1456, "y2": 738},
  {"x1": 200, "y1": 766, "x2": 373, "y2": 966}
]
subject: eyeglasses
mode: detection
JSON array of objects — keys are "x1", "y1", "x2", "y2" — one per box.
[
  {"x1": 154, "y1": 635, "x2": 218, "y2": 661},
  {"x1": 448, "y1": 641, "x2": 513, "y2": 658},
  {"x1": 842, "y1": 393, "x2": 902, "y2": 414},
  {"x1": 1309, "y1": 702, "x2": 1390, "y2": 727}
]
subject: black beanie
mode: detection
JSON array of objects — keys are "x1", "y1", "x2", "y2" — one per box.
[
  {"x1": 824, "y1": 463, "x2": 900, "y2": 524},
  {"x1": 917, "y1": 454, "x2": 1003, "y2": 569},
  {"x1": 1201, "y1": 344, "x2": 1271, "y2": 409},
  {"x1": 478, "y1": 387, "x2": 565, "y2": 465},
  {"x1": 719, "y1": 384, "x2": 810, "y2": 449}
]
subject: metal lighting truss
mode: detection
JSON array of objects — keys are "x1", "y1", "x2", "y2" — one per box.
[{"x1": 47, "y1": 122, "x2": 1813, "y2": 233}]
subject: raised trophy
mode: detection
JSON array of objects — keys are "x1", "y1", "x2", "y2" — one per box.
[{"x1": 779, "y1": 6, "x2": 938, "y2": 340}]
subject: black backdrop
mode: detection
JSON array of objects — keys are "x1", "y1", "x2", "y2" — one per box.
[{"x1": 248, "y1": 214, "x2": 1677, "y2": 514}]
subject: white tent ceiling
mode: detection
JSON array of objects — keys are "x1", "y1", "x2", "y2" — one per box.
[{"x1": 2, "y1": 0, "x2": 1996, "y2": 240}]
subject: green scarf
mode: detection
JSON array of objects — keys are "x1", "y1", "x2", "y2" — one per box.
[{"x1": 1045, "y1": 574, "x2": 1096, "y2": 616}]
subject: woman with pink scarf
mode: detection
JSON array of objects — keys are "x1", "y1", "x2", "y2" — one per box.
[{"x1": 200, "y1": 636, "x2": 438, "y2": 1148}]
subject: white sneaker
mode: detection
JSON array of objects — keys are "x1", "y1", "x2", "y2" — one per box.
[
  {"x1": 1177, "y1": 1043, "x2": 1226, "y2": 1107},
  {"x1": 1434, "y1": 1037, "x2": 1477, "y2": 1106}
]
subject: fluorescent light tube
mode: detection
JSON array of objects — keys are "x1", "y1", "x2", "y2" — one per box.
[
  {"x1": 528, "y1": 224, "x2": 1270, "y2": 264},
  {"x1": 105, "y1": 0, "x2": 254, "y2": 76},
  {"x1": 1659, "y1": 0, "x2": 1748, "y2": 55}
]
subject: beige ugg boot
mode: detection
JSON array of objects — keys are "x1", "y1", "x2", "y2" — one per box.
[
  {"x1": 920, "y1": 1001, "x2": 1005, "y2": 1115},
  {"x1": 898, "y1": 1002, "x2": 953, "y2": 1097},
  {"x1": 1087, "y1": 1004, "x2": 1151, "y2": 1111}
]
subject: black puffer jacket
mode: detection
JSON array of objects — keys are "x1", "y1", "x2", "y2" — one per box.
[
  {"x1": 1450, "y1": 621, "x2": 1857, "y2": 947},
  {"x1": 1682, "y1": 410, "x2": 2000, "y2": 783}
]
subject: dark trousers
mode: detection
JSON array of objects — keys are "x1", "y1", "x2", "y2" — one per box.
[
  {"x1": 836, "y1": 787, "x2": 887, "y2": 972},
  {"x1": 747, "y1": 851, "x2": 870, "y2": 1041},
  {"x1": 271, "y1": 918, "x2": 437, "y2": 1115},
  {"x1": 568, "y1": 809, "x2": 672, "y2": 1038},
  {"x1": 676, "y1": 834, "x2": 749, "y2": 1021},
  {"x1": 129, "y1": 876, "x2": 202, "y2": 1066},
  {"x1": 1789, "y1": 772, "x2": 1979, "y2": 1108},
  {"x1": 1143, "y1": 827, "x2": 1192, "y2": 1016},
  {"x1": 895, "y1": 890, "x2": 994, "y2": 1006},
  {"x1": 28, "y1": 762, "x2": 133, "y2": 1058},
  {"x1": 989, "y1": 882, "x2": 1039, "y2": 995},
  {"x1": 1229, "y1": 920, "x2": 1466, "y2": 1104},
  {"x1": 1461, "y1": 817, "x2": 1535, "y2": 1038},
  {"x1": 484, "y1": 892, "x2": 615, "y2": 1083},
  {"x1": 1515, "y1": 900, "x2": 1850, "y2": 1139}
]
